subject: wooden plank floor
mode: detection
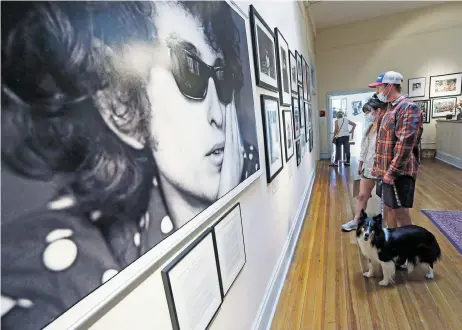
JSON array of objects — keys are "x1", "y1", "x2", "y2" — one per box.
[{"x1": 271, "y1": 159, "x2": 462, "y2": 330}]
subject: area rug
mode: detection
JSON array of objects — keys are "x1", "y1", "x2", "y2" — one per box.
[{"x1": 421, "y1": 210, "x2": 462, "y2": 254}]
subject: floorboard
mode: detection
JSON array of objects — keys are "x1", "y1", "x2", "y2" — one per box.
[{"x1": 271, "y1": 159, "x2": 462, "y2": 330}]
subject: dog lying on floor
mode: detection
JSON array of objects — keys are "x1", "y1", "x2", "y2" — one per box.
[{"x1": 356, "y1": 210, "x2": 441, "y2": 286}]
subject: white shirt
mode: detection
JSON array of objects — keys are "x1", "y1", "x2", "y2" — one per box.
[
  {"x1": 336, "y1": 118, "x2": 350, "y2": 137},
  {"x1": 359, "y1": 127, "x2": 378, "y2": 179}
]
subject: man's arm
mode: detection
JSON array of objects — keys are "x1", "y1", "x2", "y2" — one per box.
[{"x1": 386, "y1": 104, "x2": 422, "y2": 178}]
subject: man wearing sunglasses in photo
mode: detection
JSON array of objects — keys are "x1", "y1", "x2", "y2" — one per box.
[{"x1": 1, "y1": 2, "x2": 259, "y2": 329}]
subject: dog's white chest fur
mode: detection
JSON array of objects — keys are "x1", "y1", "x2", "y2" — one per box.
[{"x1": 357, "y1": 233, "x2": 380, "y2": 262}]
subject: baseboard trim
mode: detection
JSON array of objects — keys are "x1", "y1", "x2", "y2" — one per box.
[
  {"x1": 320, "y1": 152, "x2": 330, "y2": 160},
  {"x1": 251, "y1": 170, "x2": 316, "y2": 330},
  {"x1": 435, "y1": 151, "x2": 462, "y2": 170}
]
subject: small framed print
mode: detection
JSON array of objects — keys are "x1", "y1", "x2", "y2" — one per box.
[
  {"x1": 274, "y1": 28, "x2": 291, "y2": 106},
  {"x1": 292, "y1": 95, "x2": 301, "y2": 139},
  {"x1": 260, "y1": 94, "x2": 284, "y2": 183},
  {"x1": 429, "y1": 73, "x2": 462, "y2": 98},
  {"x1": 415, "y1": 100, "x2": 431, "y2": 123},
  {"x1": 295, "y1": 51, "x2": 303, "y2": 86},
  {"x1": 282, "y1": 110, "x2": 295, "y2": 162},
  {"x1": 303, "y1": 101, "x2": 309, "y2": 142},
  {"x1": 289, "y1": 50, "x2": 298, "y2": 94},
  {"x1": 296, "y1": 139, "x2": 301, "y2": 166},
  {"x1": 212, "y1": 203, "x2": 246, "y2": 297},
  {"x1": 408, "y1": 77, "x2": 426, "y2": 98},
  {"x1": 297, "y1": 85, "x2": 304, "y2": 129},
  {"x1": 162, "y1": 229, "x2": 222, "y2": 330},
  {"x1": 249, "y1": 5, "x2": 278, "y2": 92},
  {"x1": 431, "y1": 97, "x2": 457, "y2": 118},
  {"x1": 309, "y1": 126, "x2": 314, "y2": 153},
  {"x1": 303, "y1": 58, "x2": 311, "y2": 101}
]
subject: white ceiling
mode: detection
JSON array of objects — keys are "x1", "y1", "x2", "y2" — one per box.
[{"x1": 308, "y1": 1, "x2": 442, "y2": 30}]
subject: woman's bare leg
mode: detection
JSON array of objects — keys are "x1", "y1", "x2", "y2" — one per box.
[{"x1": 353, "y1": 178, "x2": 376, "y2": 220}]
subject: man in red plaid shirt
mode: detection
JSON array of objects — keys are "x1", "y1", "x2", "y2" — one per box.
[{"x1": 369, "y1": 71, "x2": 423, "y2": 227}]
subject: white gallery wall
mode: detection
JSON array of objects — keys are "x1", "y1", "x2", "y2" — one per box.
[
  {"x1": 315, "y1": 2, "x2": 462, "y2": 157},
  {"x1": 43, "y1": 2, "x2": 317, "y2": 330}
]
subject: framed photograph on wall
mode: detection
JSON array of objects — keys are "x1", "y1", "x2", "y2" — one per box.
[
  {"x1": 0, "y1": 2, "x2": 264, "y2": 329},
  {"x1": 431, "y1": 97, "x2": 457, "y2": 118},
  {"x1": 303, "y1": 101, "x2": 309, "y2": 142},
  {"x1": 295, "y1": 51, "x2": 303, "y2": 86},
  {"x1": 309, "y1": 127, "x2": 314, "y2": 153},
  {"x1": 408, "y1": 77, "x2": 426, "y2": 98},
  {"x1": 310, "y1": 56, "x2": 316, "y2": 94},
  {"x1": 292, "y1": 95, "x2": 301, "y2": 139},
  {"x1": 304, "y1": 58, "x2": 311, "y2": 102},
  {"x1": 249, "y1": 5, "x2": 278, "y2": 92},
  {"x1": 296, "y1": 139, "x2": 301, "y2": 166},
  {"x1": 274, "y1": 28, "x2": 291, "y2": 106},
  {"x1": 289, "y1": 50, "x2": 298, "y2": 94},
  {"x1": 415, "y1": 100, "x2": 431, "y2": 123},
  {"x1": 260, "y1": 95, "x2": 284, "y2": 183},
  {"x1": 162, "y1": 229, "x2": 222, "y2": 330},
  {"x1": 429, "y1": 73, "x2": 462, "y2": 98},
  {"x1": 299, "y1": 86, "x2": 305, "y2": 129},
  {"x1": 212, "y1": 203, "x2": 246, "y2": 297},
  {"x1": 282, "y1": 110, "x2": 295, "y2": 162}
]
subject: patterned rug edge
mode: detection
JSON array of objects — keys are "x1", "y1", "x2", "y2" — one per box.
[{"x1": 421, "y1": 209, "x2": 462, "y2": 255}]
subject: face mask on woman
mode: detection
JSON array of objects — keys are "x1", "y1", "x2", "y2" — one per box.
[{"x1": 365, "y1": 111, "x2": 377, "y2": 123}]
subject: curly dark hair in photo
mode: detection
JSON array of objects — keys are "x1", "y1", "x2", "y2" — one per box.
[{"x1": 1, "y1": 1, "x2": 243, "y2": 224}]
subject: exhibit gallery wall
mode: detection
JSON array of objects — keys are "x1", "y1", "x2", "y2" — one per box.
[
  {"x1": 315, "y1": 2, "x2": 462, "y2": 157},
  {"x1": 1, "y1": 1, "x2": 317, "y2": 330}
]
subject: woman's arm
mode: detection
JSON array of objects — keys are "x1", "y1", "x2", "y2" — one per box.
[{"x1": 348, "y1": 120, "x2": 357, "y2": 138}]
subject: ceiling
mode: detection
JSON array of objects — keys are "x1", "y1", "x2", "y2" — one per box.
[{"x1": 307, "y1": 1, "x2": 442, "y2": 30}]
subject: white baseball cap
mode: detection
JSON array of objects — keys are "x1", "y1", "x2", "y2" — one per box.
[{"x1": 368, "y1": 71, "x2": 404, "y2": 87}]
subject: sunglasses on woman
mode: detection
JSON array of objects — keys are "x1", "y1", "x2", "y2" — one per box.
[{"x1": 168, "y1": 43, "x2": 235, "y2": 105}]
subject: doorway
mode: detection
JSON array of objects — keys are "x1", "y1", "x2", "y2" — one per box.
[{"x1": 327, "y1": 90, "x2": 374, "y2": 162}]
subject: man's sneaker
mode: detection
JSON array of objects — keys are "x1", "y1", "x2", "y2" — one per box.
[{"x1": 341, "y1": 219, "x2": 358, "y2": 232}]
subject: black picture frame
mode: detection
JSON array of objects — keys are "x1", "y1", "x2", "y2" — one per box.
[
  {"x1": 415, "y1": 100, "x2": 431, "y2": 123},
  {"x1": 249, "y1": 5, "x2": 278, "y2": 92},
  {"x1": 304, "y1": 58, "x2": 311, "y2": 102},
  {"x1": 211, "y1": 203, "x2": 246, "y2": 298},
  {"x1": 431, "y1": 97, "x2": 457, "y2": 118},
  {"x1": 309, "y1": 127, "x2": 314, "y2": 153},
  {"x1": 260, "y1": 94, "x2": 284, "y2": 183},
  {"x1": 295, "y1": 50, "x2": 303, "y2": 86},
  {"x1": 289, "y1": 50, "x2": 298, "y2": 94},
  {"x1": 408, "y1": 77, "x2": 426, "y2": 98},
  {"x1": 296, "y1": 139, "x2": 301, "y2": 166},
  {"x1": 297, "y1": 85, "x2": 304, "y2": 129},
  {"x1": 162, "y1": 228, "x2": 223, "y2": 330},
  {"x1": 303, "y1": 101, "x2": 309, "y2": 142},
  {"x1": 292, "y1": 95, "x2": 300, "y2": 139},
  {"x1": 429, "y1": 72, "x2": 462, "y2": 98},
  {"x1": 274, "y1": 28, "x2": 291, "y2": 106},
  {"x1": 282, "y1": 110, "x2": 295, "y2": 162}
]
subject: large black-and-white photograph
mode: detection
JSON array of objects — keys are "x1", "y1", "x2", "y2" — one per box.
[
  {"x1": 275, "y1": 28, "x2": 291, "y2": 106},
  {"x1": 296, "y1": 51, "x2": 303, "y2": 85},
  {"x1": 289, "y1": 51, "x2": 298, "y2": 94},
  {"x1": 304, "y1": 58, "x2": 311, "y2": 102},
  {"x1": 408, "y1": 77, "x2": 426, "y2": 98},
  {"x1": 352, "y1": 100, "x2": 363, "y2": 116},
  {"x1": 282, "y1": 110, "x2": 295, "y2": 162},
  {"x1": 250, "y1": 5, "x2": 278, "y2": 92},
  {"x1": 296, "y1": 139, "x2": 302, "y2": 166},
  {"x1": 299, "y1": 87, "x2": 306, "y2": 129},
  {"x1": 260, "y1": 95, "x2": 284, "y2": 183},
  {"x1": 1, "y1": 2, "x2": 261, "y2": 329}
]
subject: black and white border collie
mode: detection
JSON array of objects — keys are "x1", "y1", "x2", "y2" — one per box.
[{"x1": 356, "y1": 210, "x2": 441, "y2": 286}]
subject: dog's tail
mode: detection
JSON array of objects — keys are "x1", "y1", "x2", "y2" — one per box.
[{"x1": 418, "y1": 239, "x2": 442, "y2": 263}]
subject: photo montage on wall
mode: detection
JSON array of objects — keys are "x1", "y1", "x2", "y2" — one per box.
[
  {"x1": 429, "y1": 72, "x2": 462, "y2": 98},
  {"x1": 1, "y1": 2, "x2": 262, "y2": 329},
  {"x1": 260, "y1": 95, "x2": 284, "y2": 183},
  {"x1": 162, "y1": 229, "x2": 222, "y2": 330},
  {"x1": 250, "y1": 5, "x2": 278, "y2": 92},
  {"x1": 275, "y1": 28, "x2": 291, "y2": 106},
  {"x1": 282, "y1": 110, "x2": 295, "y2": 162},
  {"x1": 431, "y1": 97, "x2": 457, "y2": 118},
  {"x1": 408, "y1": 77, "x2": 426, "y2": 98},
  {"x1": 415, "y1": 100, "x2": 431, "y2": 123},
  {"x1": 289, "y1": 51, "x2": 298, "y2": 94}
]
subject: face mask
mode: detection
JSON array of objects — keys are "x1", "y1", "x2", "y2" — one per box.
[
  {"x1": 365, "y1": 112, "x2": 376, "y2": 123},
  {"x1": 377, "y1": 85, "x2": 391, "y2": 102}
]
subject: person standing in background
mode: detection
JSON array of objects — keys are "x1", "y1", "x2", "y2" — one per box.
[
  {"x1": 330, "y1": 111, "x2": 356, "y2": 167},
  {"x1": 368, "y1": 71, "x2": 423, "y2": 228}
]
